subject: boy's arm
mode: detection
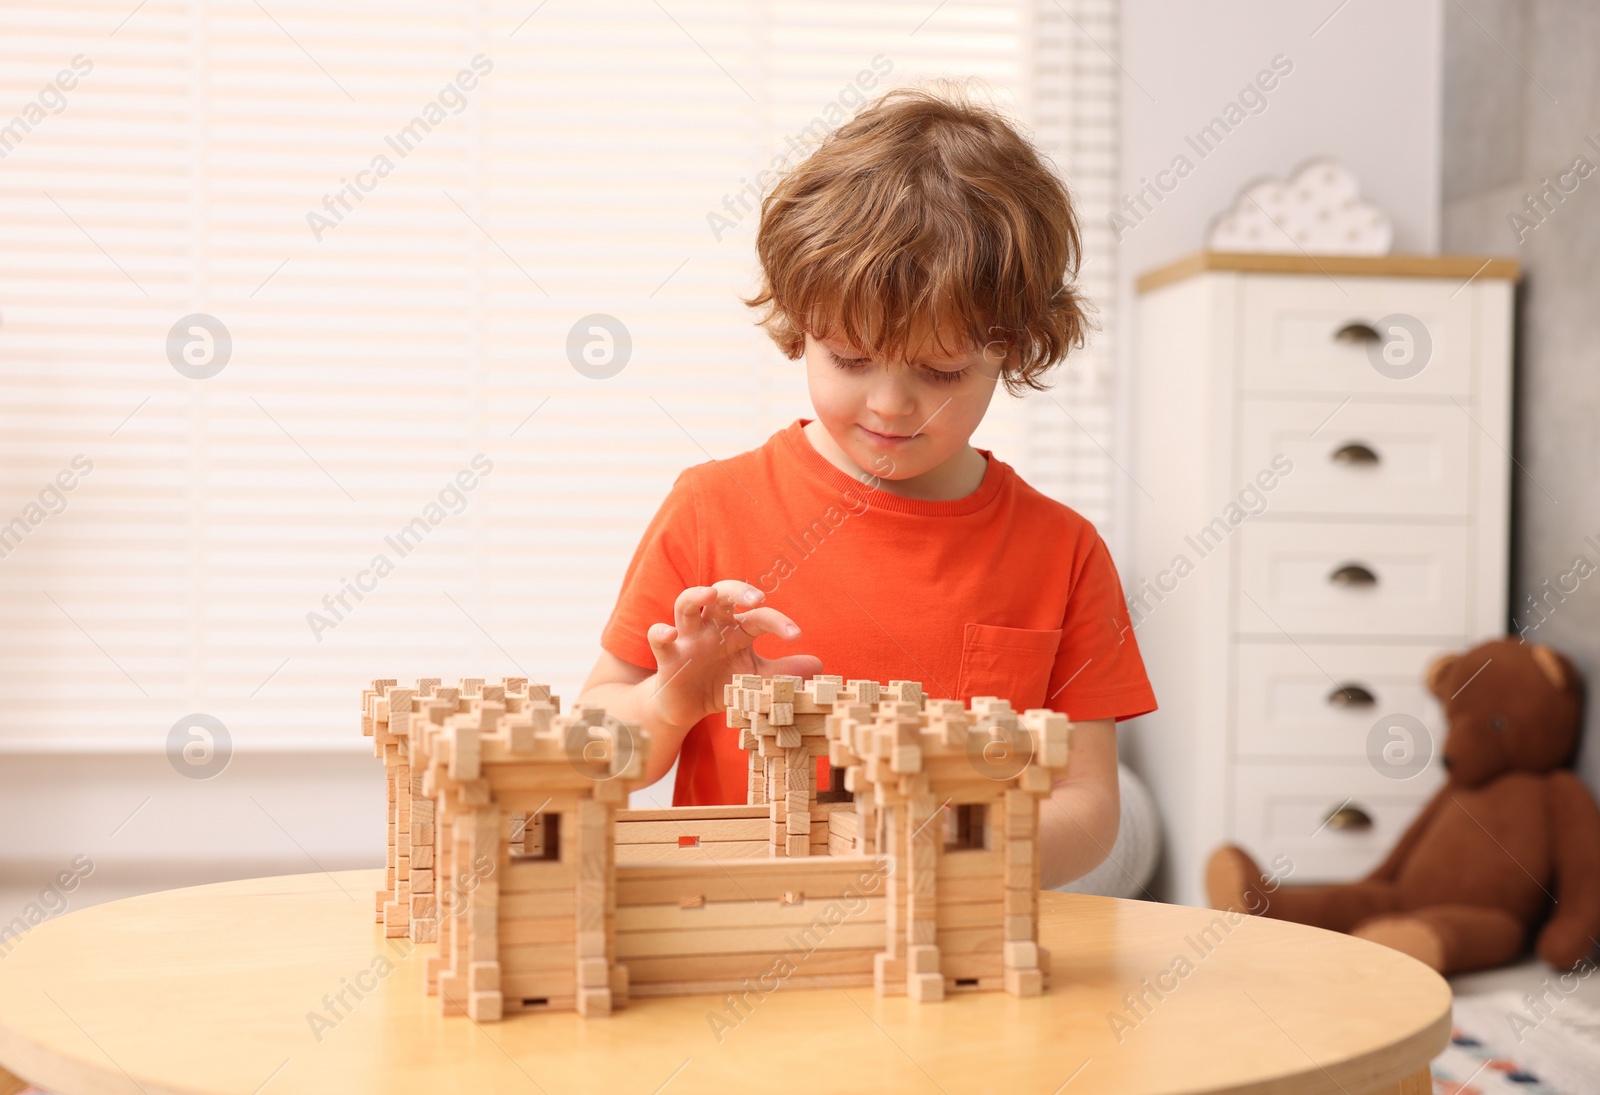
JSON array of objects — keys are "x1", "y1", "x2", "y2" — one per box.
[
  {"x1": 1035, "y1": 718, "x2": 1121, "y2": 891},
  {"x1": 577, "y1": 649, "x2": 699, "y2": 788}
]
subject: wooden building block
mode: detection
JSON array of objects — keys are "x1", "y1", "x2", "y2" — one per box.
[
  {"x1": 1004, "y1": 967, "x2": 1043, "y2": 997},
  {"x1": 810, "y1": 676, "x2": 840, "y2": 704},
  {"x1": 1004, "y1": 940, "x2": 1039, "y2": 969},
  {"x1": 469, "y1": 960, "x2": 500, "y2": 994},
  {"x1": 449, "y1": 724, "x2": 481, "y2": 781},
  {"x1": 873, "y1": 952, "x2": 904, "y2": 996},
  {"x1": 1003, "y1": 915, "x2": 1035, "y2": 941},
  {"x1": 508, "y1": 719, "x2": 536, "y2": 753},
  {"x1": 1019, "y1": 766, "x2": 1051, "y2": 792},
  {"x1": 468, "y1": 991, "x2": 503, "y2": 1021},
  {"x1": 577, "y1": 957, "x2": 609, "y2": 989},
  {"x1": 890, "y1": 745, "x2": 921, "y2": 772},
  {"x1": 576, "y1": 988, "x2": 612, "y2": 1017}
]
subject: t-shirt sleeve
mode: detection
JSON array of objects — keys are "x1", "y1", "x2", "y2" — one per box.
[
  {"x1": 1048, "y1": 530, "x2": 1158, "y2": 723},
  {"x1": 598, "y1": 471, "x2": 702, "y2": 671}
]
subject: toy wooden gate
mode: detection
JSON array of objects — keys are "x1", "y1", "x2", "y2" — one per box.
[{"x1": 613, "y1": 856, "x2": 890, "y2": 995}]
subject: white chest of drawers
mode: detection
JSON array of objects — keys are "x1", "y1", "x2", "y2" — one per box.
[{"x1": 1125, "y1": 252, "x2": 1517, "y2": 907}]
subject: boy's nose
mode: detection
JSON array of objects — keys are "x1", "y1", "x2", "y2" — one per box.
[{"x1": 864, "y1": 374, "x2": 918, "y2": 420}]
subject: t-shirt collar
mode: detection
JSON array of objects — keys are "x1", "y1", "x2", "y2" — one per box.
[{"x1": 779, "y1": 418, "x2": 1007, "y2": 517}]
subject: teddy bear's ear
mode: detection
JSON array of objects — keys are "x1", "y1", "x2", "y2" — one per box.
[
  {"x1": 1530, "y1": 644, "x2": 1571, "y2": 691},
  {"x1": 1425, "y1": 652, "x2": 1460, "y2": 698}
]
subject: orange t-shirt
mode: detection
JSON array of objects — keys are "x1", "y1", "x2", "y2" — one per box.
[{"x1": 599, "y1": 417, "x2": 1158, "y2": 806}]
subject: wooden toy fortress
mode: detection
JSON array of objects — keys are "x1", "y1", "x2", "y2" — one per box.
[{"x1": 362, "y1": 673, "x2": 1072, "y2": 1021}]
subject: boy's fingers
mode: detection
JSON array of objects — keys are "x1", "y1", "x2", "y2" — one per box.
[
  {"x1": 672, "y1": 586, "x2": 717, "y2": 637},
  {"x1": 762, "y1": 653, "x2": 825, "y2": 680},
  {"x1": 709, "y1": 579, "x2": 764, "y2": 611},
  {"x1": 725, "y1": 607, "x2": 801, "y2": 641},
  {"x1": 680, "y1": 581, "x2": 765, "y2": 638}
]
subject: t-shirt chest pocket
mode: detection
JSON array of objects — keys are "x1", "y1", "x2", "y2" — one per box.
[{"x1": 954, "y1": 623, "x2": 1064, "y2": 711}]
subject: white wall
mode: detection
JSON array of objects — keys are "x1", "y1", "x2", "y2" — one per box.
[
  {"x1": 1114, "y1": 0, "x2": 1442, "y2": 274},
  {"x1": 1111, "y1": 0, "x2": 1448, "y2": 538},
  {"x1": 1440, "y1": 0, "x2": 1600, "y2": 800},
  {"x1": 1109, "y1": 0, "x2": 1445, "y2": 570},
  {"x1": 0, "y1": 749, "x2": 681, "y2": 920},
  {"x1": 1113, "y1": 0, "x2": 1446, "y2": 897}
]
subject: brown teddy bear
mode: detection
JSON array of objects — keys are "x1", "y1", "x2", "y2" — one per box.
[{"x1": 1207, "y1": 638, "x2": 1600, "y2": 975}]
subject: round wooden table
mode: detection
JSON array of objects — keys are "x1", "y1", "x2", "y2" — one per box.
[{"x1": 0, "y1": 869, "x2": 1448, "y2": 1094}]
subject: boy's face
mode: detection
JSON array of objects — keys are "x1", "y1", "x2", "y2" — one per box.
[{"x1": 803, "y1": 325, "x2": 1001, "y2": 481}]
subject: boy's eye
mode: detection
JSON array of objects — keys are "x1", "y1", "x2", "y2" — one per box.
[{"x1": 828, "y1": 349, "x2": 969, "y2": 384}]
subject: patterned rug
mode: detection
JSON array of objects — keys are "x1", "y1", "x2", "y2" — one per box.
[{"x1": 1434, "y1": 991, "x2": 1600, "y2": 1095}]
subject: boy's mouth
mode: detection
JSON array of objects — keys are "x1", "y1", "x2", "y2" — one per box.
[{"x1": 860, "y1": 425, "x2": 918, "y2": 445}]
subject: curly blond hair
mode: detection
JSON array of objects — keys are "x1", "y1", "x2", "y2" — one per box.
[{"x1": 741, "y1": 80, "x2": 1090, "y2": 396}]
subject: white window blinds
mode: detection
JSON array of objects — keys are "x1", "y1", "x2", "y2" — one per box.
[{"x1": 0, "y1": 0, "x2": 1121, "y2": 753}]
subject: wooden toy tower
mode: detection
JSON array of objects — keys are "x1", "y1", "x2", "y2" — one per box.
[
  {"x1": 828, "y1": 693, "x2": 1070, "y2": 1000},
  {"x1": 725, "y1": 673, "x2": 917, "y2": 857},
  {"x1": 365, "y1": 676, "x2": 649, "y2": 1019}
]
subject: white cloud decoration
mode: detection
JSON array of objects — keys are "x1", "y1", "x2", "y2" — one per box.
[{"x1": 1206, "y1": 158, "x2": 1393, "y2": 255}]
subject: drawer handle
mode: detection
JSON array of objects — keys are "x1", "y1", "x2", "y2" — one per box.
[
  {"x1": 1329, "y1": 563, "x2": 1378, "y2": 587},
  {"x1": 1323, "y1": 804, "x2": 1374, "y2": 832},
  {"x1": 1334, "y1": 321, "x2": 1382, "y2": 344},
  {"x1": 1327, "y1": 684, "x2": 1376, "y2": 708},
  {"x1": 1331, "y1": 442, "x2": 1380, "y2": 466}
]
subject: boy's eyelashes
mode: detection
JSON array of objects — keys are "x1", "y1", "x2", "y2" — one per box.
[{"x1": 824, "y1": 349, "x2": 970, "y2": 385}]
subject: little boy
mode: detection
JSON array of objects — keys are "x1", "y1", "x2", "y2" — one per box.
[{"x1": 580, "y1": 84, "x2": 1157, "y2": 890}]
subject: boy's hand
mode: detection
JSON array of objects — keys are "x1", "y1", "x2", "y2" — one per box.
[{"x1": 644, "y1": 580, "x2": 823, "y2": 729}]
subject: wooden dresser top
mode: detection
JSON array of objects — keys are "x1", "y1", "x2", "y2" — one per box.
[{"x1": 1136, "y1": 250, "x2": 1520, "y2": 292}]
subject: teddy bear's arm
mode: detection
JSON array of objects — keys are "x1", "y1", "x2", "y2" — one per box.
[
  {"x1": 1537, "y1": 770, "x2": 1600, "y2": 970},
  {"x1": 1363, "y1": 788, "x2": 1449, "y2": 883}
]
